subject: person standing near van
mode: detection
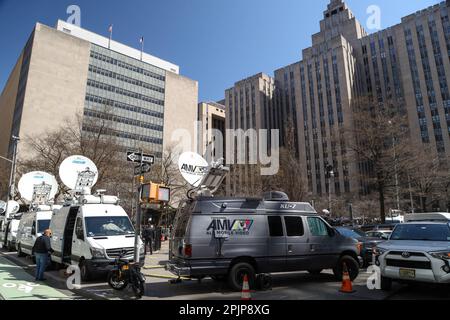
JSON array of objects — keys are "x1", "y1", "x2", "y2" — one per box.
[
  {"x1": 142, "y1": 224, "x2": 153, "y2": 255},
  {"x1": 32, "y1": 229, "x2": 54, "y2": 281}
]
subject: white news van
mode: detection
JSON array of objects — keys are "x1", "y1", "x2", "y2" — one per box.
[
  {"x1": 5, "y1": 218, "x2": 21, "y2": 251},
  {"x1": 50, "y1": 194, "x2": 144, "y2": 281},
  {"x1": 49, "y1": 155, "x2": 144, "y2": 281},
  {"x1": 16, "y1": 206, "x2": 54, "y2": 257}
]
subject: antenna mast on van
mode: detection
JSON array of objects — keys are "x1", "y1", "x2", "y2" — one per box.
[{"x1": 178, "y1": 152, "x2": 229, "y2": 199}]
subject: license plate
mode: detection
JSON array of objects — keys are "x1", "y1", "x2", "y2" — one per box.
[
  {"x1": 121, "y1": 265, "x2": 129, "y2": 271},
  {"x1": 399, "y1": 268, "x2": 415, "y2": 279}
]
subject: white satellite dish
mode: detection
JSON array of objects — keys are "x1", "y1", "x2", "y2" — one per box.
[
  {"x1": 6, "y1": 200, "x2": 20, "y2": 215},
  {"x1": 59, "y1": 155, "x2": 98, "y2": 191},
  {"x1": 18, "y1": 171, "x2": 58, "y2": 202},
  {"x1": 178, "y1": 152, "x2": 209, "y2": 187}
]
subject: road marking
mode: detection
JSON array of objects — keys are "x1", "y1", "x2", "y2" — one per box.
[{"x1": 0, "y1": 256, "x2": 69, "y2": 300}]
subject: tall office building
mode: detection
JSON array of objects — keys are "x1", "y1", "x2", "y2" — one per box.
[
  {"x1": 226, "y1": 0, "x2": 450, "y2": 200},
  {"x1": 224, "y1": 73, "x2": 276, "y2": 196},
  {"x1": 197, "y1": 101, "x2": 226, "y2": 162},
  {"x1": 0, "y1": 20, "x2": 198, "y2": 169}
]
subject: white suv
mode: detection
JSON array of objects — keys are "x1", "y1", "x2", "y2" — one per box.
[{"x1": 373, "y1": 213, "x2": 450, "y2": 290}]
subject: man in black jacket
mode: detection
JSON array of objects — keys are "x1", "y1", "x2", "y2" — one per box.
[{"x1": 32, "y1": 229, "x2": 54, "y2": 281}]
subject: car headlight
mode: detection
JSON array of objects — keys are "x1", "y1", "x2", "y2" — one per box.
[
  {"x1": 90, "y1": 247, "x2": 106, "y2": 259},
  {"x1": 373, "y1": 246, "x2": 387, "y2": 256},
  {"x1": 430, "y1": 251, "x2": 450, "y2": 260}
]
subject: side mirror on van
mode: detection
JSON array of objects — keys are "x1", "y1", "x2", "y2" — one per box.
[
  {"x1": 76, "y1": 229, "x2": 84, "y2": 240},
  {"x1": 328, "y1": 227, "x2": 336, "y2": 237}
]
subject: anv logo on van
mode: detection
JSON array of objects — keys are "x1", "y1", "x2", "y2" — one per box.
[
  {"x1": 206, "y1": 218, "x2": 253, "y2": 236},
  {"x1": 180, "y1": 163, "x2": 208, "y2": 175}
]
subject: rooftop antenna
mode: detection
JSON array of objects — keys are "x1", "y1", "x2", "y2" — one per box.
[
  {"x1": 178, "y1": 152, "x2": 229, "y2": 198},
  {"x1": 17, "y1": 171, "x2": 59, "y2": 208},
  {"x1": 59, "y1": 155, "x2": 98, "y2": 196}
]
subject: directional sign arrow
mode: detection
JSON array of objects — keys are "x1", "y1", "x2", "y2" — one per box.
[
  {"x1": 127, "y1": 151, "x2": 155, "y2": 164},
  {"x1": 127, "y1": 152, "x2": 140, "y2": 162},
  {"x1": 134, "y1": 163, "x2": 151, "y2": 176}
]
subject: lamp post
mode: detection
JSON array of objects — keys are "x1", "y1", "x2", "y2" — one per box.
[
  {"x1": 1, "y1": 136, "x2": 20, "y2": 219},
  {"x1": 325, "y1": 163, "x2": 334, "y2": 218},
  {"x1": 388, "y1": 121, "x2": 400, "y2": 212}
]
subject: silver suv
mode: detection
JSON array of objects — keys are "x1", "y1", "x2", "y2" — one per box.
[{"x1": 373, "y1": 213, "x2": 450, "y2": 290}]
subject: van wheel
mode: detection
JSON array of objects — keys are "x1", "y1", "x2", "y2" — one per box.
[
  {"x1": 79, "y1": 260, "x2": 91, "y2": 282},
  {"x1": 380, "y1": 275, "x2": 392, "y2": 291},
  {"x1": 308, "y1": 269, "x2": 323, "y2": 275},
  {"x1": 17, "y1": 244, "x2": 25, "y2": 257},
  {"x1": 228, "y1": 262, "x2": 256, "y2": 292},
  {"x1": 333, "y1": 255, "x2": 359, "y2": 281},
  {"x1": 7, "y1": 241, "x2": 14, "y2": 252}
]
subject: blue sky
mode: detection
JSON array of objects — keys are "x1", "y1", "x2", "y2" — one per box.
[{"x1": 0, "y1": 0, "x2": 440, "y2": 102}]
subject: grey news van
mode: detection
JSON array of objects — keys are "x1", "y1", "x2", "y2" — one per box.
[{"x1": 168, "y1": 192, "x2": 362, "y2": 291}]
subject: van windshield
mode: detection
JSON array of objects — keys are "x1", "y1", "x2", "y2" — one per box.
[
  {"x1": 85, "y1": 216, "x2": 135, "y2": 237},
  {"x1": 38, "y1": 220, "x2": 51, "y2": 234}
]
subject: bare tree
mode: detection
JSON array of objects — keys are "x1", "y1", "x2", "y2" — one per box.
[
  {"x1": 265, "y1": 118, "x2": 307, "y2": 201},
  {"x1": 343, "y1": 97, "x2": 411, "y2": 223}
]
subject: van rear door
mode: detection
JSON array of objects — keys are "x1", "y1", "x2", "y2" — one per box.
[{"x1": 170, "y1": 202, "x2": 193, "y2": 260}]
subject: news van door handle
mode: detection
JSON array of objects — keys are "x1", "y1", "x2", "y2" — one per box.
[
  {"x1": 288, "y1": 245, "x2": 293, "y2": 253},
  {"x1": 310, "y1": 244, "x2": 316, "y2": 252}
]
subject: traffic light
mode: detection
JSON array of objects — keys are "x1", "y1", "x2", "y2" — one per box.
[{"x1": 140, "y1": 182, "x2": 170, "y2": 203}]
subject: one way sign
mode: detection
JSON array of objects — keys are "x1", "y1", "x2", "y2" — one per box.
[{"x1": 127, "y1": 151, "x2": 155, "y2": 164}]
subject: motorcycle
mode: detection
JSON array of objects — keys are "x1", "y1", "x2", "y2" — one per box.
[{"x1": 107, "y1": 250, "x2": 146, "y2": 299}]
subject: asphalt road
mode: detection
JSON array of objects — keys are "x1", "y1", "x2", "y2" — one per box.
[{"x1": 1, "y1": 242, "x2": 449, "y2": 300}]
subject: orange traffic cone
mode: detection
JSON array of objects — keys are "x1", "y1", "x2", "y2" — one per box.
[
  {"x1": 339, "y1": 263, "x2": 356, "y2": 293},
  {"x1": 241, "y1": 274, "x2": 252, "y2": 300}
]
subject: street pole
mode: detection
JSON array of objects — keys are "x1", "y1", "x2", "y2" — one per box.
[
  {"x1": 4, "y1": 136, "x2": 19, "y2": 219},
  {"x1": 134, "y1": 149, "x2": 143, "y2": 263},
  {"x1": 408, "y1": 174, "x2": 414, "y2": 214},
  {"x1": 389, "y1": 122, "x2": 400, "y2": 211},
  {"x1": 348, "y1": 202, "x2": 353, "y2": 226}
]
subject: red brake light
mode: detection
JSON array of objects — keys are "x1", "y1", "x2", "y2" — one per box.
[{"x1": 184, "y1": 244, "x2": 192, "y2": 257}]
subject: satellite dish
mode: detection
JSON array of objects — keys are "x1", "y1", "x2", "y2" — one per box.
[
  {"x1": 6, "y1": 200, "x2": 20, "y2": 215},
  {"x1": 59, "y1": 155, "x2": 98, "y2": 191},
  {"x1": 18, "y1": 171, "x2": 58, "y2": 202},
  {"x1": 178, "y1": 152, "x2": 209, "y2": 187}
]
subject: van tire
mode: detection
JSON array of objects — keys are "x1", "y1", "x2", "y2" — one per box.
[
  {"x1": 228, "y1": 262, "x2": 256, "y2": 292},
  {"x1": 79, "y1": 260, "x2": 91, "y2": 282},
  {"x1": 380, "y1": 275, "x2": 392, "y2": 291},
  {"x1": 333, "y1": 255, "x2": 359, "y2": 281},
  {"x1": 17, "y1": 244, "x2": 25, "y2": 257}
]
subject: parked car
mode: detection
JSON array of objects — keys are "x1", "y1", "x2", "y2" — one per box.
[
  {"x1": 168, "y1": 191, "x2": 363, "y2": 291},
  {"x1": 336, "y1": 226, "x2": 385, "y2": 267},
  {"x1": 373, "y1": 212, "x2": 450, "y2": 290},
  {"x1": 366, "y1": 229, "x2": 392, "y2": 240}
]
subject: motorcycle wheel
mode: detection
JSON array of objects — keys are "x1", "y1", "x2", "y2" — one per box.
[
  {"x1": 132, "y1": 280, "x2": 145, "y2": 299},
  {"x1": 107, "y1": 271, "x2": 128, "y2": 291}
]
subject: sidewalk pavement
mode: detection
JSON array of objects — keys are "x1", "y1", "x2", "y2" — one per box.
[{"x1": 0, "y1": 256, "x2": 70, "y2": 300}]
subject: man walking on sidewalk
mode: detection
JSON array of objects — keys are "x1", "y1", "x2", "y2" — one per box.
[{"x1": 32, "y1": 229, "x2": 54, "y2": 281}]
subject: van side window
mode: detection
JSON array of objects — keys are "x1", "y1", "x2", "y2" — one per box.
[
  {"x1": 307, "y1": 217, "x2": 329, "y2": 236},
  {"x1": 268, "y1": 216, "x2": 283, "y2": 237},
  {"x1": 284, "y1": 216, "x2": 304, "y2": 237}
]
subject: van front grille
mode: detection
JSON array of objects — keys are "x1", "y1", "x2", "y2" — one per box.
[{"x1": 106, "y1": 247, "x2": 135, "y2": 259}]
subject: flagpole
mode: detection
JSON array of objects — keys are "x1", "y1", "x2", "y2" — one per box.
[
  {"x1": 108, "y1": 25, "x2": 113, "y2": 49},
  {"x1": 140, "y1": 37, "x2": 144, "y2": 61}
]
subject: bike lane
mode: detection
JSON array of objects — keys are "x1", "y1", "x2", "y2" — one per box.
[{"x1": 0, "y1": 256, "x2": 69, "y2": 300}]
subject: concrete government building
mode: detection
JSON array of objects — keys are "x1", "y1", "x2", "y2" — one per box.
[
  {"x1": 226, "y1": 0, "x2": 450, "y2": 198},
  {"x1": 0, "y1": 20, "x2": 198, "y2": 169}
]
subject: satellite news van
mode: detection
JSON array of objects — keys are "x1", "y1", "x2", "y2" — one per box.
[
  {"x1": 0, "y1": 200, "x2": 21, "y2": 251},
  {"x1": 168, "y1": 153, "x2": 362, "y2": 291},
  {"x1": 15, "y1": 171, "x2": 60, "y2": 257},
  {"x1": 49, "y1": 155, "x2": 144, "y2": 281}
]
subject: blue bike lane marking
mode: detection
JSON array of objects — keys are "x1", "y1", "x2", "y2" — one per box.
[{"x1": 0, "y1": 256, "x2": 69, "y2": 300}]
